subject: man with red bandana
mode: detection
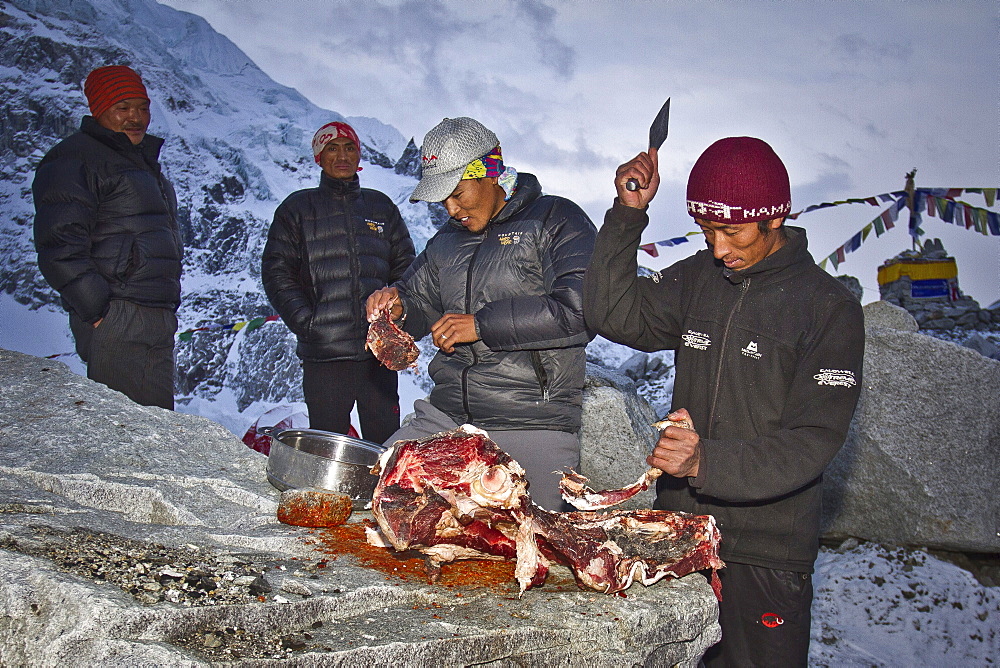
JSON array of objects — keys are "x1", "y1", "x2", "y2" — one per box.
[
  {"x1": 584, "y1": 138, "x2": 864, "y2": 666},
  {"x1": 33, "y1": 65, "x2": 182, "y2": 409},
  {"x1": 262, "y1": 121, "x2": 414, "y2": 443}
]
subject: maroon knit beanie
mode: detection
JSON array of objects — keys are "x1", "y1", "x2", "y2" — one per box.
[
  {"x1": 686, "y1": 137, "x2": 791, "y2": 224},
  {"x1": 84, "y1": 66, "x2": 149, "y2": 119}
]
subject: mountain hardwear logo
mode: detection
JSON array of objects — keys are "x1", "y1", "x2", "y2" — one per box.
[
  {"x1": 741, "y1": 340, "x2": 761, "y2": 360},
  {"x1": 682, "y1": 330, "x2": 711, "y2": 350},
  {"x1": 814, "y1": 369, "x2": 857, "y2": 387},
  {"x1": 366, "y1": 219, "x2": 384, "y2": 235},
  {"x1": 498, "y1": 232, "x2": 521, "y2": 246}
]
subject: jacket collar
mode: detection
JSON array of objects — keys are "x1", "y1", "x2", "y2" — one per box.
[
  {"x1": 722, "y1": 225, "x2": 814, "y2": 285},
  {"x1": 448, "y1": 172, "x2": 542, "y2": 231},
  {"x1": 81, "y1": 115, "x2": 164, "y2": 163},
  {"x1": 320, "y1": 171, "x2": 361, "y2": 196}
]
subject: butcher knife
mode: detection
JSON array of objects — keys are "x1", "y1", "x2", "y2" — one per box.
[{"x1": 625, "y1": 97, "x2": 671, "y2": 191}]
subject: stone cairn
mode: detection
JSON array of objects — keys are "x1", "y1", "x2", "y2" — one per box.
[{"x1": 877, "y1": 238, "x2": 998, "y2": 331}]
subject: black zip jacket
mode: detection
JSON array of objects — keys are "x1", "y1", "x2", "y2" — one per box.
[
  {"x1": 262, "y1": 173, "x2": 415, "y2": 362},
  {"x1": 396, "y1": 172, "x2": 596, "y2": 432},
  {"x1": 33, "y1": 116, "x2": 182, "y2": 324},
  {"x1": 584, "y1": 201, "x2": 864, "y2": 572}
]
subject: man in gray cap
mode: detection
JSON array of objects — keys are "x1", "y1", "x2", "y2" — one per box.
[{"x1": 366, "y1": 117, "x2": 596, "y2": 510}]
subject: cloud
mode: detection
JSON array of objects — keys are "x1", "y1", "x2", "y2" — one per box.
[
  {"x1": 513, "y1": 0, "x2": 576, "y2": 78},
  {"x1": 831, "y1": 33, "x2": 912, "y2": 64}
]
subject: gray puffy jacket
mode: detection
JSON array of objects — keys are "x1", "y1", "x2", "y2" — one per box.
[{"x1": 396, "y1": 173, "x2": 596, "y2": 432}]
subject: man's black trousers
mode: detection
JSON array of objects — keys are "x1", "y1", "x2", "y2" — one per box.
[
  {"x1": 301, "y1": 357, "x2": 400, "y2": 444},
  {"x1": 69, "y1": 299, "x2": 176, "y2": 410},
  {"x1": 702, "y1": 561, "x2": 813, "y2": 667}
]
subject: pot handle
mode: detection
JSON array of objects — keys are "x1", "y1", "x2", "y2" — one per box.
[{"x1": 256, "y1": 425, "x2": 277, "y2": 437}]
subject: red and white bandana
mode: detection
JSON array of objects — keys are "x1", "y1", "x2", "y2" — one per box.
[{"x1": 311, "y1": 121, "x2": 361, "y2": 165}]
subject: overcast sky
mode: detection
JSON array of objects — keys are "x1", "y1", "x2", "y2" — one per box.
[{"x1": 159, "y1": 0, "x2": 999, "y2": 305}]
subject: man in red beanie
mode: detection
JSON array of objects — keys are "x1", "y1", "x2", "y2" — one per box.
[
  {"x1": 584, "y1": 139, "x2": 864, "y2": 666},
  {"x1": 32, "y1": 65, "x2": 182, "y2": 409}
]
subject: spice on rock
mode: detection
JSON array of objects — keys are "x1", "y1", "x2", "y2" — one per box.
[{"x1": 277, "y1": 489, "x2": 353, "y2": 527}]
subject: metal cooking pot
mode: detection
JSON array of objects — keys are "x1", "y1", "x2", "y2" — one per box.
[{"x1": 260, "y1": 427, "x2": 387, "y2": 509}]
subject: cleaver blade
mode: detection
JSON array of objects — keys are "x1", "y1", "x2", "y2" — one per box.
[{"x1": 626, "y1": 97, "x2": 670, "y2": 191}]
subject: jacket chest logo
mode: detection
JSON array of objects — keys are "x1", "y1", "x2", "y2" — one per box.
[
  {"x1": 365, "y1": 219, "x2": 384, "y2": 235},
  {"x1": 682, "y1": 330, "x2": 712, "y2": 350},
  {"x1": 741, "y1": 340, "x2": 761, "y2": 360},
  {"x1": 498, "y1": 232, "x2": 521, "y2": 246},
  {"x1": 814, "y1": 369, "x2": 857, "y2": 387}
]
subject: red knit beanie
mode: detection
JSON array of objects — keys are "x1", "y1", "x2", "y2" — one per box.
[
  {"x1": 84, "y1": 66, "x2": 149, "y2": 119},
  {"x1": 686, "y1": 137, "x2": 791, "y2": 224}
]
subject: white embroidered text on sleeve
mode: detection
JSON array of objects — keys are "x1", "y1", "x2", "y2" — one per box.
[{"x1": 814, "y1": 369, "x2": 856, "y2": 387}]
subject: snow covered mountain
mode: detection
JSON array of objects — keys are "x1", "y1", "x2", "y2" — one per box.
[{"x1": 0, "y1": 0, "x2": 443, "y2": 419}]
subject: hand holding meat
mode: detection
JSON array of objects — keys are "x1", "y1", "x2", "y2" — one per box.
[
  {"x1": 430, "y1": 313, "x2": 479, "y2": 353},
  {"x1": 616, "y1": 147, "x2": 660, "y2": 209},
  {"x1": 649, "y1": 407, "x2": 700, "y2": 478},
  {"x1": 559, "y1": 412, "x2": 694, "y2": 510},
  {"x1": 366, "y1": 304, "x2": 419, "y2": 371},
  {"x1": 365, "y1": 286, "x2": 403, "y2": 322}
]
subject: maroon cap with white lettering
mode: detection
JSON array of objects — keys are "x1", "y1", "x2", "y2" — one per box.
[{"x1": 686, "y1": 137, "x2": 791, "y2": 224}]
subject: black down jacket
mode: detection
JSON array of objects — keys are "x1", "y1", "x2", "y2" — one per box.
[
  {"x1": 261, "y1": 173, "x2": 415, "y2": 362},
  {"x1": 32, "y1": 116, "x2": 183, "y2": 324},
  {"x1": 396, "y1": 172, "x2": 596, "y2": 432}
]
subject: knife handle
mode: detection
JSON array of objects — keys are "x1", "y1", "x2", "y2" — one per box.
[{"x1": 625, "y1": 178, "x2": 639, "y2": 191}]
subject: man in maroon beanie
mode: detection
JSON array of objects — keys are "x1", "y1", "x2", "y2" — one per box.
[
  {"x1": 584, "y1": 138, "x2": 864, "y2": 666},
  {"x1": 32, "y1": 65, "x2": 182, "y2": 409}
]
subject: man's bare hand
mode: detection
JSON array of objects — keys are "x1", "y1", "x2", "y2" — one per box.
[
  {"x1": 92, "y1": 318, "x2": 103, "y2": 329},
  {"x1": 647, "y1": 407, "x2": 701, "y2": 478},
  {"x1": 366, "y1": 287, "x2": 402, "y2": 322},
  {"x1": 430, "y1": 313, "x2": 479, "y2": 353},
  {"x1": 616, "y1": 147, "x2": 660, "y2": 209}
]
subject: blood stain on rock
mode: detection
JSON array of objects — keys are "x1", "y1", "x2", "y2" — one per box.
[{"x1": 309, "y1": 523, "x2": 517, "y2": 591}]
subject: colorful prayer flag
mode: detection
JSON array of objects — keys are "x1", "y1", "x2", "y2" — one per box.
[{"x1": 847, "y1": 232, "x2": 862, "y2": 253}]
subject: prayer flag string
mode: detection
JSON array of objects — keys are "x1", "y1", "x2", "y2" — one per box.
[
  {"x1": 640, "y1": 188, "x2": 995, "y2": 258},
  {"x1": 44, "y1": 314, "x2": 282, "y2": 359},
  {"x1": 816, "y1": 191, "x2": 999, "y2": 271}
]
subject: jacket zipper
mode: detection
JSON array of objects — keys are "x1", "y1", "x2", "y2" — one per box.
[
  {"x1": 706, "y1": 276, "x2": 751, "y2": 439},
  {"x1": 460, "y1": 234, "x2": 488, "y2": 422},
  {"x1": 530, "y1": 351, "x2": 550, "y2": 402},
  {"x1": 345, "y1": 192, "x2": 361, "y2": 327}
]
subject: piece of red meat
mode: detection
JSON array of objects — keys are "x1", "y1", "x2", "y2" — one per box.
[
  {"x1": 366, "y1": 306, "x2": 419, "y2": 371},
  {"x1": 368, "y1": 425, "x2": 723, "y2": 596}
]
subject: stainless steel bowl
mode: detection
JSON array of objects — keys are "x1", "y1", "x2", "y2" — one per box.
[{"x1": 261, "y1": 427, "x2": 387, "y2": 509}]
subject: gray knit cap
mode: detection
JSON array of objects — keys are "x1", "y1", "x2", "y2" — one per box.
[{"x1": 409, "y1": 117, "x2": 500, "y2": 203}]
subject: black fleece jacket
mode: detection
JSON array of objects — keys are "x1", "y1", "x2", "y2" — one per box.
[
  {"x1": 33, "y1": 116, "x2": 182, "y2": 323},
  {"x1": 262, "y1": 173, "x2": 414, "y2": 362},
  {"x1": 584, "y1": 201, "x2": 864, "y2": 572}
]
